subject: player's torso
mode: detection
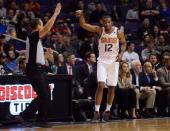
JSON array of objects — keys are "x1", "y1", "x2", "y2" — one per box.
[{"x1": 98, "y1": 26, "x2": 119, "y2": 64}]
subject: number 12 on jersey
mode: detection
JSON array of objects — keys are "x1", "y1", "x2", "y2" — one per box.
[{"x1": 105, "y1": 44, "x2": 113, "y2": 52}]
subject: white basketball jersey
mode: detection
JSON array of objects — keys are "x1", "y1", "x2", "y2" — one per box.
[{"x1": 98, "y1": 26, "x2": 119, "y2": 64}]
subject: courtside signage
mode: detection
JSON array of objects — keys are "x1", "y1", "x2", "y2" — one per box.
[{"x1": 0, "y1": 84, "x2": 54, "y2": 115}]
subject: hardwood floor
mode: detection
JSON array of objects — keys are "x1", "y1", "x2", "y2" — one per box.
[{"x1": 1, "y1": 118, "x2": 170, "y2": 131}]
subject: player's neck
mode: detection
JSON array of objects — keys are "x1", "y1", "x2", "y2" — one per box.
[{"x1": 104, "y1": 28, "x2": 113, "y2": 34}]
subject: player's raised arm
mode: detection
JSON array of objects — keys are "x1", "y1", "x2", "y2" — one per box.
[
  {"x1": 39, "y1": 3, "x2": 62, "y2": 38},
  {"x1": 76, "y1": 10, "x2": 101, "y2": 35}
]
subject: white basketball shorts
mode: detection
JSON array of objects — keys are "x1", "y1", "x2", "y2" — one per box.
[{"x1": 97, "y1": 61, "x2": 119, "y2": 86}]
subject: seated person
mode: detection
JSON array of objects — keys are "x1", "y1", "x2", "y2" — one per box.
[
  {"x1": 77, "y1": 51, "x2": 97, "y2": 99},
  {"x1": 138, "y1": 61, "x2": 158, "y2": 117},
  {"x1": 117, "y1": 62, "x2": 137, "y2": 119},
  {"x1": 157, "y1": 57, "x2": 170, "y2": 116}
]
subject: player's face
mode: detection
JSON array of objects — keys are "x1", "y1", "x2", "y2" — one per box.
[{"x1": 102, "y1": 18, "x2": 113, "y2": 31}]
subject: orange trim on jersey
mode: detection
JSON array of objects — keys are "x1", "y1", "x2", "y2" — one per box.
[{"x1": 100, "y1": 37, "x2": 118, "y2": 44}]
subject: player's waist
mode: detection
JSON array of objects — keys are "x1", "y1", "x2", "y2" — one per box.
[{"x1": 97, "y1": 56, "x2": 117, "y2": 62}]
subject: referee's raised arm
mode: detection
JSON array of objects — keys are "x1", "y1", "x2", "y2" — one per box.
[{"x1": 39, "y1": 3, "x2": 62, "y2": 38}]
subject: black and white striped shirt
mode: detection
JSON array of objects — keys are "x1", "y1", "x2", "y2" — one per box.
[{"x1": 26, "y1": 31, "x2": 45, "y2": 66}]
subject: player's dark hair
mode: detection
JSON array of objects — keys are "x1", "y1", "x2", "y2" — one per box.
[{"x1": 102, "y1": 15, "x2": 112, "y2": 21}]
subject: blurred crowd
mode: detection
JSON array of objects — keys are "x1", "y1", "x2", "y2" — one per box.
[{"x1": 0, "y1": 0, "x2": 170, "y2": 120}]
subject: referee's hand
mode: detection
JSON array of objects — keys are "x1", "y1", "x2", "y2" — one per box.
[{"x1": 54, "y1": 3, "x2": 62, "y2": 16}]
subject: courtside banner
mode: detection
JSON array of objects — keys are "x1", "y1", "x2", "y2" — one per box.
[{"x1": 0, "y1": 84, "x2": 54, "y2": 115}]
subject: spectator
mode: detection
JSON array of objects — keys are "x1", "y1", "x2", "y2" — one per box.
[
  {"x1": 78, "y1": 51, "x2": 96, "y2": 81},
  {"x1": 21, "y1": 3, "x2": 35, "y2": 19},
  {"x1": 140, "y1": 0, "x2": 159, "y2": 24},
  {"x1": 87, "y1": 0, "x2": 107, "y2": 16},
  {"x1": 161, "y1": 51, "x2": 170, "y2": 66},
  {"x1": 141, "y1": 34, "x2": 151, "y2": 46},
  {"x1": 149, "y1": 53, "x2": 161, "y2": 71},
  {"x1": 131, "y1": 60, "x2": 142, "y2": 114},
  {"x1": 139, "y1": 61, "x2": 158, "y2": 117},
  {"x1": 3, "y1": 43, "x2": 19, "y2": 73},
  {"x1": 0, "y1": 0, "x2": 6, "y2": 18},
  {"x1": 89, "y1": 2, "x2": 107, "y2": 23},
  {"x1": 126, "y1": 2, "x2": 139, "y2": 21},
  {"x1": 167, "y1": 24, "x2": 170, "y2": 44},
  {"x1": 78, "y1": 51, "x2": 97, "y2": 99},
  {"x1": 0, "y1": 53, "x2": 7, "y2": 75},
  {"x1": 79, "y1": 33, "x2": 98, "y2": 59},
  {"x1": 16, "y1": 16, "x2": 30, "y2": 41},
  {"x1": 54, "y1": 53, "x2": 65, "y2": 67},
  {"x1": 7, "y1": 9, "x2": 15, "y2": 20},
  {"x1": 26, "y1": 0, "x2": 40, "y2": 12},
  {"x1": 42, "y1": 15, "x2": 49, "y2": 25},
  {"x1": 138, "y1": 18, "x2": 152, "y2": 41},
  {"x1": 55, "y1": 20, "x2": 72, "y2": 36},
  {"x1": 47, "y1": 52, "x2": 65, "y2": 75},
  {"x1": 6, "y1": 27, "x2": 25, "y2": 50},
  {"x1": 57, "y1": 52, "x2": 77, "y2": 76},
  {"x1": 62, "y1": 35, "x2": 77, "y2": 55},
  {"x1": 159, "y1": 1, "x2": 170, "y2": 24},
  {"x1": 122, "y1": 42, "x2": 139, "y2": 68},
  {"x1": 58, "y1": 52, "x2": 82, "y2": 99},
  {"x1": 9, "y1": 1, "x2": 19, "y2": 11},
  {"x1": 159, "y1": 19, "x2": 169, "y2": 35},
  {"x1": 77, "y1": 0, "x2": 85, "y2": 10},
  {"x1": 15, "y1": 56, "x2": 26, "y2": 75},
  {"x1": 157, "y1": 58, "x2": 170, "y2": 117},
  {"x1": 47, "y1": 32, "x2": 65, "y2": 53},
  {"x1": 117, "y1": 62, "x2": 137, "y2": 119},
  {"x1": 4, "y1": 49, "x2": 17, "y2": 73},
  {"x1": 111, "y1": 5, "x2": 121, "y2": 22},
  {"x1": 116, "y1": 0, "x2": 132, "y2": 22},
  {"x1": 0, "y1": 35, "x2": 5, "y2": 55},
  {"x1": 156, "y1": 34, "x2": 170, "y2": 54},
  {"x1": 151, "y1": 25, "x2": 160, "y2": 43},
  {"x1": 141, "y1": 37, "x2": 160, "y2": 61},
  {"x1": 87, "y1": 0, "x2": 98, "y2": 15}
]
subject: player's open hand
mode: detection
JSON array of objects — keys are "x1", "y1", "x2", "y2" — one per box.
[
  {"x1": 55, "y1": 3, "x2": 62, "y2": 16},
  {"x1": 75, "y1": 10, "x2": 83, "y2": 17}
]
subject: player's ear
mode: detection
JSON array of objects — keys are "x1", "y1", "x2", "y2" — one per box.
[
  {"x1": 100, "y1": 19, "x2": 103, "y2": 25},
  {"x1": 111, "y1": 21, "x2": 113, "y2": 25}
]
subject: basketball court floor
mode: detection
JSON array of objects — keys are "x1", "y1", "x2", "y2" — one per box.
[{"x1": 1, "y1": 118, "x2": 170, "y2": 131}]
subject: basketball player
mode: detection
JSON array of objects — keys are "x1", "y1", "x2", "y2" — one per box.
[
  {"x1": 16, "y1": 3, "x2": 62, "y2": 127},
  {"x1": 76, "y1": 10, "x2": 126, "y2": 121}
]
